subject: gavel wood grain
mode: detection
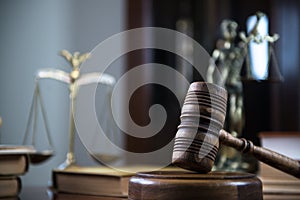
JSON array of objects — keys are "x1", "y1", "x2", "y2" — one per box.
[{"x1": 219, "y1": 129, "x2": 300, "y2": 178}]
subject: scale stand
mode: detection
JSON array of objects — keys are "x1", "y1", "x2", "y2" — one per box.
[{"x1": 23, "y1": 50, "x2": 116, "y2": 168}]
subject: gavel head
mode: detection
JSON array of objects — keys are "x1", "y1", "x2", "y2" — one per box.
[{"x1": 172, "y1": 82, "x2": 227, "y2": 173}]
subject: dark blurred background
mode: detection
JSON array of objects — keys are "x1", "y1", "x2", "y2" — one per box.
[{"x1": 126, "y1": 0, "x2": 300, "y2": 149}]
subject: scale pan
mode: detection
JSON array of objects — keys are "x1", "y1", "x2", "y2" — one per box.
[{"x1": 28, "y1": 150, "x2": 54, "y2": 164}]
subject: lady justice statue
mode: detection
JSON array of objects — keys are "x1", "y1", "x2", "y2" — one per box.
[
  {"x1": 207, "y1": 19, "x2": 247, "y2": 171},
  {"x1": 207, "y1": 12, "x2": 282, "y2": 172}
]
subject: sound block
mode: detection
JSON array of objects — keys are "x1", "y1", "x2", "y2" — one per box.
[{"x1": 128, "y1": 171, "x2": 262, "y2": 200}]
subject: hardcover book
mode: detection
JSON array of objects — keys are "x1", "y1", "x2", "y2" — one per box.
[
  {"x1": 0, "y1": 176, "x2": 21, "y2": 198},
  {"x1": 52, "y1": 165, "x2": 134, "y2": 197},
  {"x1": 0, "y1": 145, "x2": 34, "y2": 176}
]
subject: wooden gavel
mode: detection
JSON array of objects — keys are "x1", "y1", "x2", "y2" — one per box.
[{"x1": 172, "y1": 82, "x2": 300, "y2": 178}]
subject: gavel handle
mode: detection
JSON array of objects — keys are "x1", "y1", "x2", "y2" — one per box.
[{"x1": 219, "y1": 129, "x2": 300, "y2": 178}]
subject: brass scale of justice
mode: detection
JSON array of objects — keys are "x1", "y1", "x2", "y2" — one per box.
[{"x1": 22, "y1": 50, "x2": 116, "y2": 168}]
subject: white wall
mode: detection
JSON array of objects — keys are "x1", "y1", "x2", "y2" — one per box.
[{"x1": 0, "y1": 0, "x2": 124, "y2": 186}]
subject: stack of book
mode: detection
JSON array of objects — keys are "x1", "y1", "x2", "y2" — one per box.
[
  {"x1": 259, "y1": 162, "x2": 300, "y2": 200},
  {"x1": 259, "y1": 132, "x2": 300, "y2": 200},
  {"x1": 52, "y1": 165, "x2": 181, "y2": 199},
  {"x1": 0, "y1": 145, "x2": 33, "y2": 199}
]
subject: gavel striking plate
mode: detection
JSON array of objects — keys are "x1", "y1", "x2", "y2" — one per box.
[{"x1": 128, "y1": 170, "x2": 262, "y2": 200}]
